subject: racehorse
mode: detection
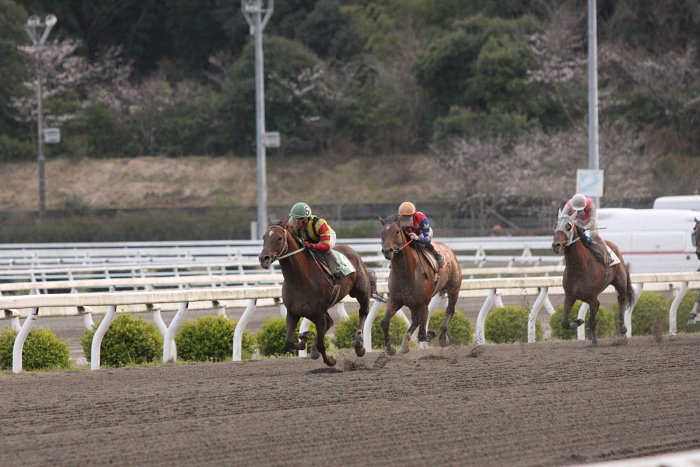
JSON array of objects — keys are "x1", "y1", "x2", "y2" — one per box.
[
  {"x1": 258, "y1": 218, "x2": 379, "y2": 367},
  {"x1": 552, "y1": 211, "x2": 635, "y2": 343},
  {"x1": 378, "y1": 217, "x2": 463, "y2": 354},
  {"x1": 685, "y1": 218, "x2": 700, "y2": 325}
]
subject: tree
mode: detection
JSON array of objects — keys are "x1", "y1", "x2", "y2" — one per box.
[{"x1": 0, "y1": 0, "x2": 30, "y2": 135}]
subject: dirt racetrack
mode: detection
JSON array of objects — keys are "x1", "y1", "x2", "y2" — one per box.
[{"x1": 3, "y1": 334, "x2": 700, "y2": 466}]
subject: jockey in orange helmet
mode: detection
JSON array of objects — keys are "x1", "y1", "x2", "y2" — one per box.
[{"x1": 397, "y1": 201, "x2": 445, "y2": 268}]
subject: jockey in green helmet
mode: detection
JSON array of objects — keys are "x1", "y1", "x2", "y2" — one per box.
[{"x1": 288, "y1": 202, "x2": 342, "y2": 279}]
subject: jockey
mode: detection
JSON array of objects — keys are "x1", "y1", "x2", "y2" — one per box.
[
  {"x1": 397, "y1": 201, "x2": 445, "y2": 268},
  {"x1": 288, "y1": 202, "x2": 342, "y2": 279},
  {"x1": 562, "y1": 193, "x2": 611, "y2": 265}
]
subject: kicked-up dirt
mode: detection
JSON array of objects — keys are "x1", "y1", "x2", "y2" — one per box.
[{"x1": 2, "y1": 334, "x2": 700, "y2": 466}]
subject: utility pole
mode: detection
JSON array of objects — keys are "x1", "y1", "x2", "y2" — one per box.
[
  {"x1": 241, "y1": 0, "x2": 276, "y2": 239},
  {"x1": 24, "y1": 14, "x2": 57, "y2": 223},
  {"x1": 587, "y1": 0, "x2": 600, "y2": 206}
]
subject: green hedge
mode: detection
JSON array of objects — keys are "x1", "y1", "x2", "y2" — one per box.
[
  {"x1": 0, "y1": 327, "x2": 71, "y2": 371},
  {"x1": 485, "y1": 305, "x2": 543, "y2": 344},
  {"x1": 81, "y1": 314, "x2": 163, "y2": 368},
  {"x1": 175, "y1": 315, "x2": 256, "y2": 361}
]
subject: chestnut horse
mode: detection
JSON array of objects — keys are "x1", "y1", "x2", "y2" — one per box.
[
  {"x1": 379, "y1": 218, "x2": 463, "y2": 354},
  {"x1": 258, "y1": 218, "x2": 379, "y2": 366},
  {"x1": 552, "y1": 212, "x2": 635, "y2": 343}
]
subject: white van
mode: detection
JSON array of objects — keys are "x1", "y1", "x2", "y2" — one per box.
[
  {"x1": 597, "y1": 208, "x2": 698, "y2": 273},
  {"x1": 652, "y1": 195, "x2": 700, "y2": 211}
]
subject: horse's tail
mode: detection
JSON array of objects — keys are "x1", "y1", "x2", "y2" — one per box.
[{"x1": 367, "y1": 268, "x2": 386, "y2": 303}]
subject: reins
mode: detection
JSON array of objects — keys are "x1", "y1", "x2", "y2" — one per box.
[{"x1": 268, "y1": 224, "x2": 305, "y2": 261}]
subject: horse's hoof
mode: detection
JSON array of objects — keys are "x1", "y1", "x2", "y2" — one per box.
[
  {"x1": 568, "y1": 320, "x2": 584, "y2": 329},
  {"x1": 399, "y1": 343, "x2": 410, "y2": 354},
  {"x1": 310, "y1": 348, "x2": 321, "y2": 360},
  {"x1": 687, "y1": 319, "x2": 696, "y2": 326},
  {"x1": 440, "y1": 335, "x2": 449, "y2": 348},
  {"x1": 325, "y1": 356, "x2": 336, "y2": 367},
  {"x1": 386, "y1": 346, "x2": 396, "y2": 356},
  {"x1": 355, "y1": 346, "x2": 366, "y2": 357},
  {"x1": 426, "y1": 330, "x2": 436, "y2": 341}
]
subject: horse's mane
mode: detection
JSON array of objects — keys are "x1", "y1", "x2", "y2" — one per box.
[{"x1": 573, "y1": 224, "x2": 606, "y2": 264}]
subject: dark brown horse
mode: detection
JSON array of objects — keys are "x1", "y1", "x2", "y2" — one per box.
[
  {"x1": 378, "y1": 218, "x2": 463, "y2": 354},
  {"x1": 258, "y1": 218, "x2": 379, "y2": 366},
  {"x1": 552, "y1": 212, "x2": 635, "y2": 343}
]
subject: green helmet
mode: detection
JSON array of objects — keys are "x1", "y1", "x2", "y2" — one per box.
[{"x1": 289, "y1": 202, "x2": 312, "y2": 219}]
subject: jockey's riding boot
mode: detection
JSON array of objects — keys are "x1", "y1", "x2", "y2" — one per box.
[
  {"x1": 594, "y1": 240, "x2": 609, "y2": 265},
  {"x1": 327, "y1": 252, "x2": 343, "y2": 279},
  {"x1": 436, "y1": 252, "x2": 445, "y2": 268}
]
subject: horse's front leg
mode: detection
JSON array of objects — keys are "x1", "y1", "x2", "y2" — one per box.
[
  {"x1": 382, "y1": 301, "x2": 402, "y2": 356},
  {"x1": 312, "y1": 314, "x2": 335, "y2": 367},
  {"x1": 285, "y1": 314, "x2": 307, "y2": 351},
  {"x1": 561, "y1": 296, "x2": 584, "y2": 330}
]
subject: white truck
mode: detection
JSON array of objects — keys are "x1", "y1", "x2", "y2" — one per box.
[
  {"x1": 597, "y1": 208, "x2": 698, "y2": 273},
  {"x1": 652, "y1": 195, "x2": 700, "y2": 211}
]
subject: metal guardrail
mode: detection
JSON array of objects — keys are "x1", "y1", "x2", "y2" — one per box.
[{"x1": 0, "y1": 236, "x2": 555, "y2": 270}]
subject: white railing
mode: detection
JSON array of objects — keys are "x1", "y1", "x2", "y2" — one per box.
[{"x1": 2, "y1": 271, "x2": 698, "y2": 374}]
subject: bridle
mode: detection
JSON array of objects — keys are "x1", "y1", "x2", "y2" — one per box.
[
  {"x1": 381, "y1": 221, "x2": 413, "y2": 256},
  {"x1": 267, "y1": 224, "x2": 305, "y2": 262},
  {"x1": 554, "y1": 215, "x2": 580, "y2": 247}
]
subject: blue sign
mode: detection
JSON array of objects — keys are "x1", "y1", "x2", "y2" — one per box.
[{"x1": 576, "y1": 169, "x2": 604, "y2": 197}]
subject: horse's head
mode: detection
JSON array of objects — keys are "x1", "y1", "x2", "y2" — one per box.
[
  {"x1": 552, "y1": 211, "x2": 578, "y2": 254},
  {"x1": 379, "y1": 217, "x2": 407, "y2": 261},
  {"x1": 259, "y1": 218, "x2": 295, "y2": 269},
  {"x1": 693, "y1": 217, "x2": 700, "y2": 260}
]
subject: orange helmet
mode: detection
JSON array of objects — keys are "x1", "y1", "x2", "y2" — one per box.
[{"x1": 398, "y1": 201, "x2": 416, "y2": 216}]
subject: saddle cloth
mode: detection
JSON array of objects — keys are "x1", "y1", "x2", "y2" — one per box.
[
  {"x1": 311, "y1": 250, "x2": 356, "y2": 278},
  {"x1": 607, "y1": 246, "x2": 620, "y2": 266}
]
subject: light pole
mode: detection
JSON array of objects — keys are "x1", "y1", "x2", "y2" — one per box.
[
  {"x1": 242, "y1": 0, "x2": 274, "y2": 239},
  {"x1": 24, "y1": 14, "x2": 57, "y2": 223}
]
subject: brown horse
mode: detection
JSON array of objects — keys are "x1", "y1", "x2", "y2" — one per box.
[
  {"x1": 378, "y1": 218, "x2": 463, "y2": 354},
  {"x1": 258, "y1": 218, "x2": 379, "y2": 366},
  {"x1": 552, "y1": 212, "x2": 635, "y2": 343}
]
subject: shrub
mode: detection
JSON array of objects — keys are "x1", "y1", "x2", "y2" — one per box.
[
  {"x1": 674, "y1": 291, "x2": 700, "y2": 334},
  {"x1": 428, "y1": 309, "x2": 473, "y2": 346},
  {"x1": 256, "y1": 317, "x2": 329, "y2": 357},
  {"x1": 81, "y1": 314, "x2": 163, "y2": 368},
  {"x1": 332, "y1": 309, "x2": 409, "y2": 350},
  {"x1": 0, "y1": 135, "x2": 35, "y2": 162},
  {"x1": 612, "y1": 291, "x2": 668, "y2": 336},
  {"x1": 484, "y1": 305, "x2": 543, "y2": 344},
  {"x1": 549, "y1": 302, "x2": 618, "y2": 340},
  {"x1": 0, "y1": 327, "x2": 71, "y2": 371},
  {"x1": 175, "y1": 315, "x2": 256, "y2": 362}
]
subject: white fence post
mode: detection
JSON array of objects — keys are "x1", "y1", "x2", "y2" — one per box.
[
  {"x1": 233, "y1": 299, "x2": 257, "y2": 361},
  {"x1": 90, "y1": 305, "x2": 118, "y2": 371},
  {"x1": 12, "y1": 307, "x2": 38, "y2": 374}
]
